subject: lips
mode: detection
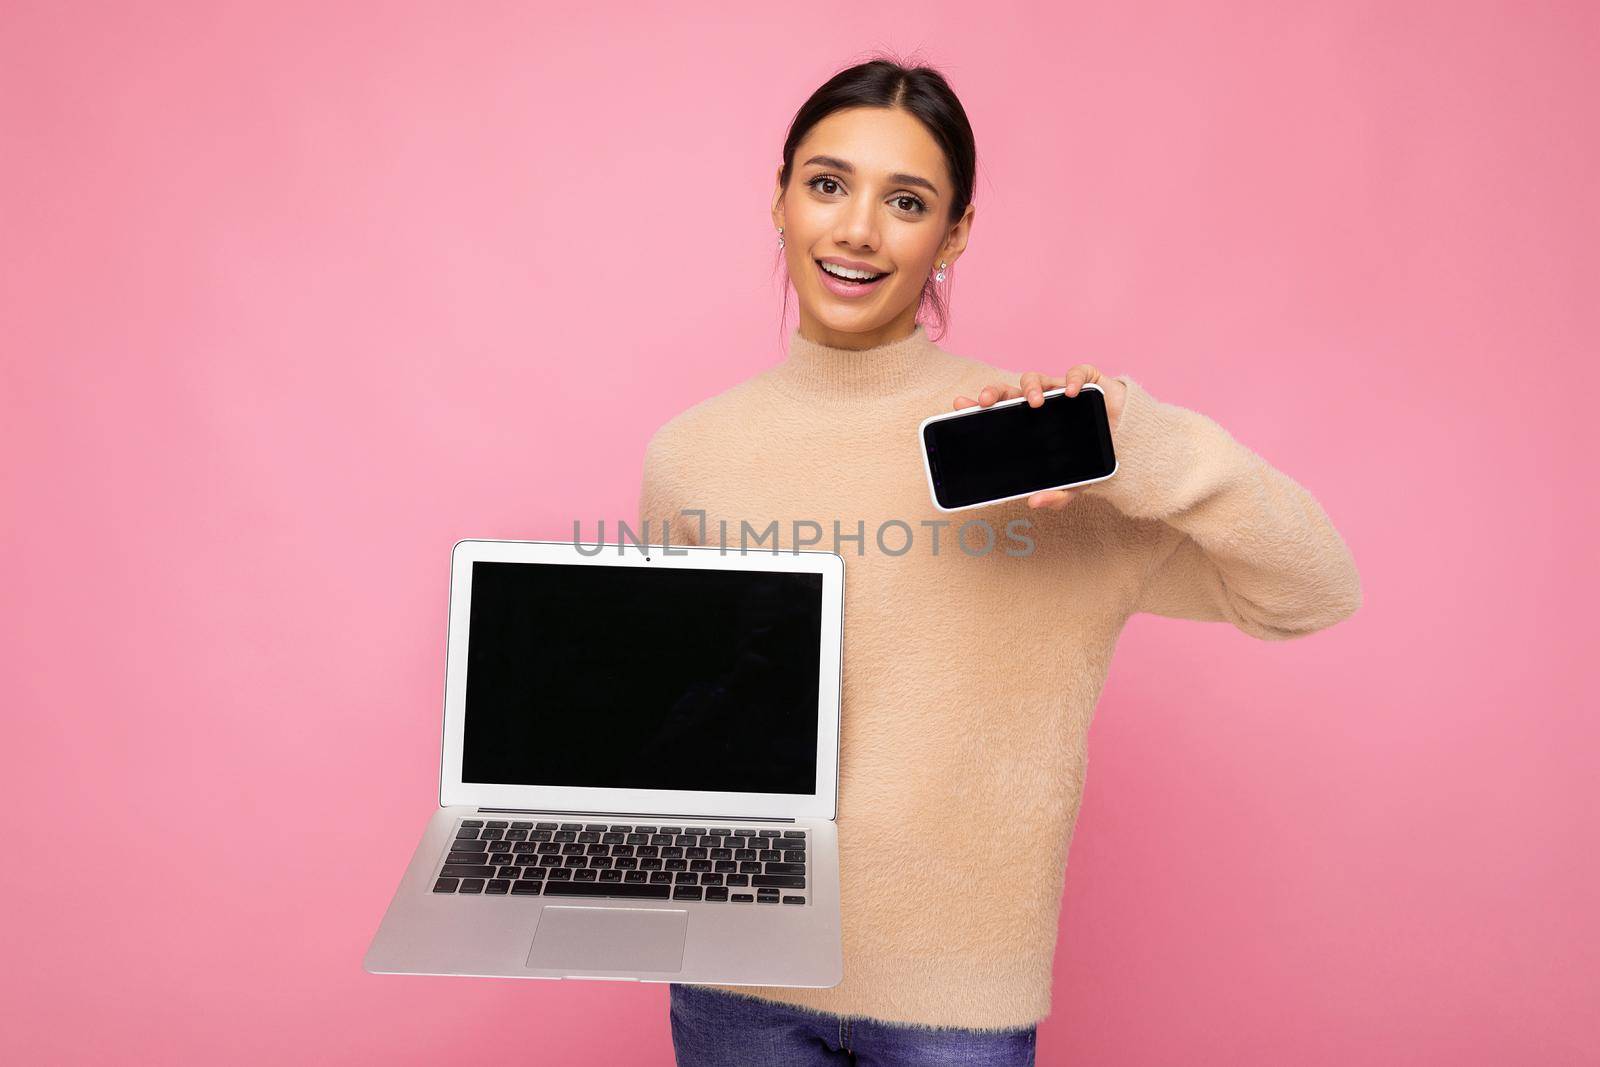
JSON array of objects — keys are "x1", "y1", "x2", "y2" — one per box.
[{"x1": 814, "y1": 259, "x2": 891, "y2": 299}]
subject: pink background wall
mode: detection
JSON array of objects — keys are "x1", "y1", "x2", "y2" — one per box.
[{"x1": 4, "y1": 2, "x2": 1595, "y2": 1063}]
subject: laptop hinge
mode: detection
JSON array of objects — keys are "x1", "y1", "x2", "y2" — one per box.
[{"x1": 476, "y1": 806, "x2": 795, "y2": 823}]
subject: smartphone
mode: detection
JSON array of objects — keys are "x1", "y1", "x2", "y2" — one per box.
[{"x1": 918, "y1": 385, "x2": 1118, "y2": 512}]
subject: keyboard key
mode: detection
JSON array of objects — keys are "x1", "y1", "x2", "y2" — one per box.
[
  {"x1": 511, "y1": 821, "x2": 533, "y2": 830},
  {"x1": 732, "y1": 893, "x2": 754, "y2": 902},
  {"x1": 455, "y1": 826, "x2": 480, "y2": 840},
  {"x1": 599, "y1": 870, "x2": 623, "y2": 882},
  {"x1": 756, "y1": 889, "x2": 780, "y2": 902},
  {"x1": 451, "y1": 840, "x2": 488, "y2": 853},
  {"x1": 520, "y1": 867, "x2": 546, "y2": 879},
  {"x1": 559, "y1": 823, "x2": 583, "y2": 831},
  {"x1": 440, "y1": 865, "x2": 496, "y2": 878},
  {"x1": 460, "y1": 879, "x2": 486, "y2": 894},
  {"x1": 573, "y1": 869, "x2": 598, "y2": 881},
  {"x1": 782, "y1": 830, "x2": 805, "y2": 838},
  {"x1": 710, "y1": 828, "x2": 731, "y2": 836},
  {"x1": 511, "y1": 881, "x2": 542, "y2": 895},
  {"x1": 446, "y1": 851, "x2": 484, "y2": 864},
  {"x1": 542, "y1": 881, "x2": 670, "y2": 899},
  {"x1": 727, "y1": 874, "x2": 749, "y2": 886},
  {"x1": 752, "y1": 875, "x2": 806, "y2": 889},
  {"x1": 584, "y1": 823, "x2": 609, "y2": 831},
  {"x1": 484, "y1": 821, "x2": 508, "y2": 829},
  {"x1": 433, "y1": 877, "x2": 459, "y2": 893},
  {"x1": 685, "y1": 827, "x2": 707, "y2": 835},
  {"x1": 461, "y1": 819, "x2": 484, "y2": 828},
  {"x1": 536, "y1": 822, "x2": 558, "y2": 830},
  {"x1": 705, "y1": 886, "x2": 729, "y2": 901},
  {"x1": 782, "y1": 896, "x2": 805, "y2": 905},
  {"x1": 758, "y1": 829, "x2": 782, "y2": 838},
  {"x1": 546, "y1": 868, "x2": 572, "y2": 880},
  {"x1": 765, "y1": 862, "x2": 806, "y2": 875},
  {"x1": 485, "y1": 880, "x2": 510, "y2": 894},
  {"x1": 673, "y1": 886, "x2": 703, "y2": 900}
]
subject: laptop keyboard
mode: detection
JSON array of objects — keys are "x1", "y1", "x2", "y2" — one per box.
[{"x1": 432, "y1": 820, "x2": 810, "y2": 905}]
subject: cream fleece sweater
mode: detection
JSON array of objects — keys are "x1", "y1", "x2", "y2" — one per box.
[{"x1": 636, "y1": 322, "x2": 1361, "y2": 1031}]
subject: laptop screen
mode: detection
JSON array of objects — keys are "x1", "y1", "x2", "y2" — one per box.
[{"x1": 461, "y1": 560, "x2": 824, "y2": 796}]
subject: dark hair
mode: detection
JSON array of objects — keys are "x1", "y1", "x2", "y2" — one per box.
[{"x1": 774, "y1": 54, "x2": 978, "y2": 343}]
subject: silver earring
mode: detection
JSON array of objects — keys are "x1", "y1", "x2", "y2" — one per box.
[
  {"x1": 777, "y1": 226, "x2": 784, "y2": 249},
  {"x1": 935, "y1": 260, "x2": 947, "y2": 283}
]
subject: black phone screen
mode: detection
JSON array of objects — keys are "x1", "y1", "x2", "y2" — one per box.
[{"x1": 923, "y1": 388, "x2": 1117, "y2": 509}]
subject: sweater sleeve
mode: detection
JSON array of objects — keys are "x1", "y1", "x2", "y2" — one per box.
[
  {"x1": 1080, "y1": 375, "x2": 1362, "y2": 641},
  {"x1": 637, "y1": 424, "x2": 699, "y2": 548}
]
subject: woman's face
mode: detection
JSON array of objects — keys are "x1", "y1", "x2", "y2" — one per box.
[{"x1": 773, "y1": 106, "x2": 972, "y2": 350}]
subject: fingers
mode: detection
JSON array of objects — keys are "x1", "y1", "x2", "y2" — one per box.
[
  {"x1": 1028, "y1": 489, "x2": 1074, "y2": 510},
  {"x1": 1019, "y1": 371, "x2": 1063, "y2": 407},
  {"x1": 955, "y1": 384, "x2": 1023, "y2": 410},
  {"x1": 1062, "y1": 363, "x2": 1102, "y2": 397}
]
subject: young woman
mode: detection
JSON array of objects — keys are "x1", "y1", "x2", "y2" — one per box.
[{"x1": 640, "y1": 57, "x2": 1361, "y2": 1067}]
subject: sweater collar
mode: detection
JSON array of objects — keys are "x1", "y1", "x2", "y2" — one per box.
[{"x1": 768, "y1": 322, "x2": 970, "y2": 401}]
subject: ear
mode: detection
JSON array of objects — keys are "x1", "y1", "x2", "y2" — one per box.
[
  {"x1": 771, "y1": 164, "x2": 786, "y2": 231},
  {"x1": 939, "y1": 202, "x2": 974, "y2": 264}
]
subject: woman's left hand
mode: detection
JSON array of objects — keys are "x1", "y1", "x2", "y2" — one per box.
[{"x1": 953, "y1": 364, "x2": 1128, "y2": 511}]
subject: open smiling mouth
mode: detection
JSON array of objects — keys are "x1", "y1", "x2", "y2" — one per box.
[{"x1": 815, "y1": 259, "x2": 891, "y2": 293}]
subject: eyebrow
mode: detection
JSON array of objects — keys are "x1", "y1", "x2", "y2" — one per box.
[{"x1": 801, "y1": 155, "x2": 940, "y2": 197}]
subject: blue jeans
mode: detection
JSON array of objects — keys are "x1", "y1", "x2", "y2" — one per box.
[{"x1": 669, "y1": 983, "x2": 1037, "y2": 1066}]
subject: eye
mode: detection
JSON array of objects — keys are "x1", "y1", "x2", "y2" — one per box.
[{"x1": 805, "y1": 175, "x2": 928, "y2": 216}]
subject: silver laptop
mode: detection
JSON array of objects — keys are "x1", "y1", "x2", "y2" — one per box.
[{"x1": 363, "y1": 537, "x2": 844, "y2": 986}]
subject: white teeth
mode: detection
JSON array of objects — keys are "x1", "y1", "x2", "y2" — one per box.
[{"x1": 819, "y1": 261, "x2": 885, "y2": 281}]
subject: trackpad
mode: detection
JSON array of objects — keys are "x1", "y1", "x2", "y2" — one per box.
[{"x1": 527, "y1": 906, "x2": 688, "y2": 973}]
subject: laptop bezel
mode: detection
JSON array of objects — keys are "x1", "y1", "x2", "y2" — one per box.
[{"x1": 437, "y1": 538, "x2": 843, "y2": 821}]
